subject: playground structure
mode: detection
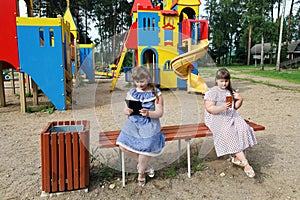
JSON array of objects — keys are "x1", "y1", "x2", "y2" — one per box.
[
  {"x1": 0, "y1": 0, "x2": 95, "y2": 112},
  {"x1": 79, "y1": 44, "x2": 95, "y2": 82},
  {"x1": 94, "y1": 63, "x2": 117, "y2": 79},
  {"x1": 17, "y1": 17, "x2": 73, "y2": 110},
  {"x1": 110, "y1": 0, "x2": 209, "y2": 93}
]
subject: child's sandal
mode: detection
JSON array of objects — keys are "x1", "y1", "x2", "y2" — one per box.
[
  {"x1": 231, "y1": 157, "x2": 247, "y2": 167},
  {"x1": 147, "y1": 166, "x2": 155, "y2": 178},
  {"x1": 137, "y1": 164, "x2": 155, "y2": 178},
  {"x1": 138, "y1": 174, "x2": 146, "y2": 187},
  {"x1": 244, "y1": 166, "x2": 255, "y2": 178}
]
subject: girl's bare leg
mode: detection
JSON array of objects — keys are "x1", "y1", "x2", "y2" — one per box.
[
  {"x1": 137, "y1": 155, "x2": 151, "y2": 173},
  {"x1": 137, "y1": 155, "x2": 151, "y2": 187},
  {"x1": 119, "y1": 146, "x2": 139, "y2": 162},
  {"x1": 234, "y1": 151, "x2": 252, "y2": 171}
]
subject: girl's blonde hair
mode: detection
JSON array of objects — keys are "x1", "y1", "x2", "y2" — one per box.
[{"x1": 132, "y1": 66, "x2": 159, "y2": 103}]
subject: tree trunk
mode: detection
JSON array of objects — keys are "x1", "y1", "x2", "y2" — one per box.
[
  {"x1": 112, "y1": 3, "x2": 116, "y2": 62},
  {"x1": 84, "y1": 9, "x2": 88, "y2": 44},
  {"x1": 24, "y1": 0, "x2": 33, "y2": 16},
  {"x1": 260, "y1": 34, "x2": 264, "y2": 70},
  {"x1": 277, "y1": 0, "x2": 281, "y2": 19},
  {"x1": 247, "y1": 24, "x2": 252, "y2": 66},
  {"x1": 260, "y1": 0, "x2": 265, "y2": 70},
  {"x1": 229, "y1": 34, "x2": 232, "y2": 65},
  {"x1": 38, "y1": 0, "x2": 42, "y2": 17},
  {"x1": 286, "y1": 0, "x2": 294, "y2": 45},
  {"x1": 276, "y1": 0, "x2": 287, "y2": 71},
  {"x1": 271, "y1": 0, "x2": 274, "y2": 22}
]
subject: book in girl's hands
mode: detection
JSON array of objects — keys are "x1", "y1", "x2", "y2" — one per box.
[{"x1": 125, "y1": 100, "x2": 143, "y2": 115}]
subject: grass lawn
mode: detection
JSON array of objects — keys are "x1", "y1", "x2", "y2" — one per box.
[{"x1": 220, "y1": 65, "x2": 300, "y2": 84}]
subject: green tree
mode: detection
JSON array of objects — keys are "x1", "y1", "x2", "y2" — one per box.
[
  {"x1": 93, "y1": 0, "x2": 132, "y2": 65},
  {"x1": 206, "y1": 0, "x2": 245, "y2": 64},
  {"x1": 289, "y1": 1, "x2": 300, "y2": 40},
  {"x1": 236, "y1": 0, "x2": 277, "y2": 67},
  {"x1": 32, "y1": 0, "x2": 94, "y2": 43},
  {"x1": 77, "y1": 0, "x2": 97, "y2": 44}
]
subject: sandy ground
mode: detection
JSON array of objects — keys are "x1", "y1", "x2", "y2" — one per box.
[{"x1": 0, "y1": 70, "x2": 299, "y2": 200}]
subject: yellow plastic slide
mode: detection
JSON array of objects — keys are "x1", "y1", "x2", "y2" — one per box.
[
  {"x1": 170, "y1": 39, "x2": 209, "y2": 94},
  {"x1": 110, "y1": 46, "x2": 127, "y2": 92}
]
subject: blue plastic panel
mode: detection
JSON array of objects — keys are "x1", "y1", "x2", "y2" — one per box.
[
  {"x1": 137, "y1": 12, "x2": 160, "y2": 46},
  {"x1": 79, "y1": 48, "x2": 94, "y2": 81},
  {"x1": 17, "y1": 25, "x2": 66, "y2": 110}
]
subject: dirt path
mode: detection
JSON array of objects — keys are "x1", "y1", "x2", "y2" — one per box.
[{"x1": 0, "y1": 74, "x2": 299, "y2": 200}]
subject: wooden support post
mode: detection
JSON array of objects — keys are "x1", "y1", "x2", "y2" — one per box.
[
  {"x1": 0, "y1": 61, "x2": 6, "y2": 107},
  {"x1": 32, "y1": 79, "x2": 38, "y2": 105},
  {"x1": 19, "y1": 72, "x2": 27, "y2": 113},
  {"x1": 25, "y1": 73, "x2": 30, "y2": 94},
  {"x1": 9, "y1": 69, "x2": 16, "y2": 94}
]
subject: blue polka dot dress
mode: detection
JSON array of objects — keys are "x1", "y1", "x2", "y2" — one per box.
[
  {"x1": 116, "y1": 88, "x2": 165, "y2": 156},
  {"x1": 204, "y1": 86, "x2": 257, "y2": 157}
]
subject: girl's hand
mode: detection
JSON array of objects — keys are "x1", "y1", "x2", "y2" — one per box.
[
  {"x1": 125, "y1": 107, "x2": 133, "y2": 115},
  {"x1": 232, "y1": 90, "x2": 243, "y2": 109},
  {"x1": 139, "y1": 108, "x2": 149, "y2": 117},
  {"x1": 232, "y1": 91, "x2": 241, "y2": 101},
  {"x1": 224, "y1": 102, "x2": 232, "y2": 110}
]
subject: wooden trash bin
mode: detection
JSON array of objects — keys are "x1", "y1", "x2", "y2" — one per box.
[{"x1": 40, "y1": 120, "x2": 90, "y2": 195}]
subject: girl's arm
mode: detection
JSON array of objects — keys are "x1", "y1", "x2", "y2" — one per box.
[
  {"x1": 233, "y1": 91, "x2": 243, "y2": 110},
  {"x1": 205, "y1": 100, "x2": 229, "y2": 114},
  {"x1": 140, "y1": 95, "x2": 164, "y2": 118}
]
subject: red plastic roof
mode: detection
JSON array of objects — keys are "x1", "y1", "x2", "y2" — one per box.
[
  {"x1": 161, "y1": 10, "x2": 178, "y2": 15},
  {"x1": 125, "y1": 22, "x2": 137, "y2": 49},
  {"x1": 130, "y1": 0, "x2": 153, "y2": 15}
]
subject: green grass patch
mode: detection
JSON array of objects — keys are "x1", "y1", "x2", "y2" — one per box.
[
  {"x1": 204, "y1": 65, "x2": 300, "y2": 85},
  {"x1": 163, "y1": 165, "x2": 177, "y2": 178},
  {"x1": 26, "y1": 102, "x2": 55, "y2": 114},
  {"x1": 218, "y1": 64, "x2": 275, "y2": 70},
  {"x1": 193, "y1": 159, "x2": 206, "y2": 172},
  {"x1": 221, "y1": 65, "x2": 300, "y2": 84},
  {"x1": 246, "y1": 69, "x2": 300, "y2": 84}
]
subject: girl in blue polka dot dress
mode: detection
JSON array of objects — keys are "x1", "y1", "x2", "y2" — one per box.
[
  {"x1": 204, "y1": 68, "x2": 257, "y2": 178},
  {"x1": 116, "y1": 66, "x2": 165, "y2": 187}
]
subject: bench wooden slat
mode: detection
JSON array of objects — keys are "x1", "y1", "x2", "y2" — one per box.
[
  {"x1": 99, "y1": 125, "x2": 210, "y2": 140},
  {"x1": 99, "y1": 120, "x2": 265, "y2": 148},
  {"x1": 99, "y1": 123, "x2": 264, "y2": 142}
]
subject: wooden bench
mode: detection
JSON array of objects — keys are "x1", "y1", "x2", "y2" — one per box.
[{"x1": 99, "y1": 120, "x2": 265, "y2": 187}]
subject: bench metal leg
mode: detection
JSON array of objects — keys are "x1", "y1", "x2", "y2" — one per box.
[
  {"x1": 118, "y1": 149, "x2": 122, "y2": 170},
  {"x1": 121, "y1": 151, "x2": 125, "y2": 187},
  {"x1": 118, "y1": 149, "x2": 126, "y2": 187},
  {"x1": 186, "y1": 139, "x2": 191, "y2": 178},
  {"x1": 178, "y1": 139, "x2": 191, "y2": 178},
  {"x1": 177, "y1": 139, "x2": 181, "y2": 164}
]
